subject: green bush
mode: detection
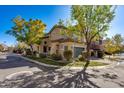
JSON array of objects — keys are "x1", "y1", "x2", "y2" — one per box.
[
  {"x1": 25, "y1": 49, "x2": 32, "y2": 55},
  {"x1": 63, "y1": 50, "x2": 72, "y2": 61},
  {"x1": 33, "y1": 51, "x2": 37, "y2": 55},
  {"x1": 78, "y1": 52, "x2": 87, "y2": 61},
  {"x1": 104, "y1": 51, "x2": 112, "y2": 55},
  {"x1": 91, "y1": 51, "x2": 95, "y2": 56},
  {"x1": 97, "y1": 51, "x2": 104, "y2": 58},
  {"x1": 51, "y1": 53, "x2": 62, "y2": 60},
  {"x1": 39, "y1": 53, "x2": 47, "y2": 58}
]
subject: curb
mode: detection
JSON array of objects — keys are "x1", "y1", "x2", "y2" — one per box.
[
  {"x1": 59, "y1": 62, "x2": 117, "y2": 70},
  {"x1": 13, "y1": 54, "x2": 117, "y2": 70},
  {"x1": 18, "y1": 55, "x2": 61, "y2": 68}
]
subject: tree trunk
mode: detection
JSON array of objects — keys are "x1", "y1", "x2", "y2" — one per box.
[
  {"x1": 37, "y1": 45, "x2": 40, "y2": 53},
  {"x1": 30, "y1": 44, "x2": 34, "y2": 55},
  {"x1": 86, "y1": 43, "x2": 91, "y2": 62},
  {"x1": 80, "y1": 42, "x2": 91, "y2": 73}
]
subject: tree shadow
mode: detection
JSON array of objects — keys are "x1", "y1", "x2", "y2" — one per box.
[
  {"x1": 51, "y1": 61, "x2": 100, "y2": 88},
  {"x1": 0, "y1": 54, "x2": 100, "y2": 88},
  {"x1": 0, "y1": 55, "x2": 59, "y2": 76}
]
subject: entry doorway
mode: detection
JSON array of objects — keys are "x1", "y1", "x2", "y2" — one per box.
[{"x1": 43, "y1": 46, "x2": 47, "y2": 53}]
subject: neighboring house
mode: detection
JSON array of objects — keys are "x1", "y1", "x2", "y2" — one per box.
[
  {"x1": 0, "y1": 43, "x2": 8, "y2": 52},
  {"x1": 39, "y1": 25, "x2": 86, "y2": 58},
  {"x1": 90, "y1": 39, "x2": 104, "y2": 57}
]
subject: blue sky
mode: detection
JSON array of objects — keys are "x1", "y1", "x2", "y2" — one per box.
[{"x1": 0, "y1": 5, "x2": 124, "y2": 46}]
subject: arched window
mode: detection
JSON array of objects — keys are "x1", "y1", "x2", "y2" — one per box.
[{"x1": 44, "y1": 41, "x2": 47, "y2": 44}]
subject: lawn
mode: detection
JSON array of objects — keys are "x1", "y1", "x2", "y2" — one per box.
[
  {"x1": 66, "y1": 61, "x2": 108, "y2": 67},
  {"x1": 26, "y1": 55, "x2": 69, "y2": 66},
  {"x1": 25, "y1": 55, "x2": 108, "y2": 67}
]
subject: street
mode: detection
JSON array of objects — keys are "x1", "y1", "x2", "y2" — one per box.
[
  {"x1": 0, "y1": 53, "x2": 124, "y2": 88},
  {"x1": 0, "y1": 53, "x2": 56, "y2": 81}
]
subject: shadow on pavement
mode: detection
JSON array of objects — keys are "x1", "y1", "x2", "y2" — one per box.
[
  {"x1": 0, "y1": 55, "x2": 100, "y2": 88},
  {"x1": 0, "y1": 55, "x2": 58, "y2": 71},
  {"x1": 50, "y1": 61, "x2": 100, "y2": 88},
  {"x1": 20, "y1": 61, "x2": 100, "y2": 88}
]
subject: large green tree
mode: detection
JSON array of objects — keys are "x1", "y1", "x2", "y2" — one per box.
[
  {"x1": 105, "y1": 34, "x2": 124, "y2": 54},
  {"x1": 16, "y1": 42, "x2": 28, "y2": 50},
  {"x1": 0, "y1": 44, "x2": 4, "y2": 52},
  {"x1": 113, "y1": 34, "x2": 123, "y2": 44},
  {"x1": 70, "y1": 5, "x2": 116, "y2": 61},
  {"x1": 112, "y1": 34, "x2": 124, "y2": 53},
  {"x1": 104, "y1": 37, "x2": 118, "y2": 54},
  {"x1": 6, "y1": 16, "x2": 46, "y2": 52}
]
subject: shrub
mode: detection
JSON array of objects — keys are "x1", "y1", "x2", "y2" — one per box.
[
  {"x1": 104, "y1": 51, "x2": 112, "y2": 55},
  {"x1": 18, "y1": 49, "x2": 23, "y2": 54},
  {"x1": 78, "y1": 55, "x2": 84, "y2": 61},
  {"x1": 25, "y1": 49, "x2": 32, "y2": 55},
  {"x1": 91, "y1": 51, "x2": 95, "y2": 56},
  {"x1": 51, "y1": 53, "x2": 62, "y2": 60},
  {"x1": 13, "y1": 50, "x2": 17, "y2": 53},
  {"x1": 33, "y1": 51, "x2": 37, "y2": 55},
  {"x1": 63, "y1": 50, "x2": 72, "y2": 61},
  {"x1": 39, "y1": 53, "x2": 47, "y2": 58},
  {"x1": 78, "y1": 52, "x2": 87, "y2": 61},
  {"x1": 13, "y1": 49, "x2": 23, "y2": 54},
  {"x1": 97, "y1": 51, "x2": 104, "y2": 58}
]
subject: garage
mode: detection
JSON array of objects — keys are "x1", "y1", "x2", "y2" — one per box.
[{"x1": 74, "y1": 47, "x2": 85, "y2": 58}]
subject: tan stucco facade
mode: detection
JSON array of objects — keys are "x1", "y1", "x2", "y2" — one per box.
[
  {"x1": 59, "y1": 42, "x2": 86, "y2": 57},
  {"x1": 49, "y1": 28, "x2": 65, "y2": 41},
  {"x1": 39, "y1": 25, "x2": 86, "y2": 58}
]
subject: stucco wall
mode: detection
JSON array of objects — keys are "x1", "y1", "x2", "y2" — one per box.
[
  {"x1": 50, "y1": 42, "x2": 59, "y2": 54},
  {"x1": 40, "y1": 37, "x2": 51, "y2": 53},
  {"x1": 39, "y1": 26, "x2": 86, "y2": 58},
  {"x1": 49, "y1": 42, "x2": 86, "y2": 59},
  {"x1": 60, "y1": 42, "x2": 86, "y2": 57},
  {"x1": 49, "y1": 28, "x2": 65, "y2": 41}
]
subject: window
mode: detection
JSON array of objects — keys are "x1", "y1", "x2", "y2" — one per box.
[{"x1": 44, "y1": 41, "x2": 47, "y2": 44}]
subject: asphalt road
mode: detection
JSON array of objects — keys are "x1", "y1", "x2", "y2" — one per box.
[
  {"x1": 0, "y1": 53, "x2": 56, "y2": 81},
  {"x1": 0, "y1": 53, "x2": 124, "y2": 88}
]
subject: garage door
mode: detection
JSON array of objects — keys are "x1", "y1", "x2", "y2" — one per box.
[{"x1": 74, "y1": 47, "x2": 85, "y2": 58}]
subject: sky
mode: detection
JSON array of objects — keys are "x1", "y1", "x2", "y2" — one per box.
[{"x1": 0, "y1": 5, "x2": 124, "y2": 46}]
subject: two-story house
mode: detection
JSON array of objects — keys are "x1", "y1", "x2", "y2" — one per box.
[
  {"x1": 39, "y1": 25, "x2": 86, "y2": 58},
  {"x1": 37, "y1": 24, "x2": 104, "y2": 59}
]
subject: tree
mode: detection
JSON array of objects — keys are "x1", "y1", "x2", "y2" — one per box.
[
  {"x1": 60, "y1": 19, "x2": 77, "y2": 39},
  {"x1": 70, "y1": 5, "x2": 116, "y2": 62},
  {"x1": 104, "y1": 34, "x2": 124, "y2": 55},
  {"x1": 58, "y1": 19, "x2": 64, "y2": 26},
  {"x1": 0, "y1": 44, "x2": 4, "y2": 52},
  {"x1": 16, "y1": 42, "x2": 28, "y2": 50},
  {"x1": 113, "y1": 34, "x2": 123, "y2": 45},
  {"x1": 104, "y1": 37, "x2": 118, "y2": 55},
  {"x1": 6, "y1": 16, "x2": 46, "y2": 53},
  {"x1": 112, "y1": 34, "x2": 124, "y2": 53}
]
